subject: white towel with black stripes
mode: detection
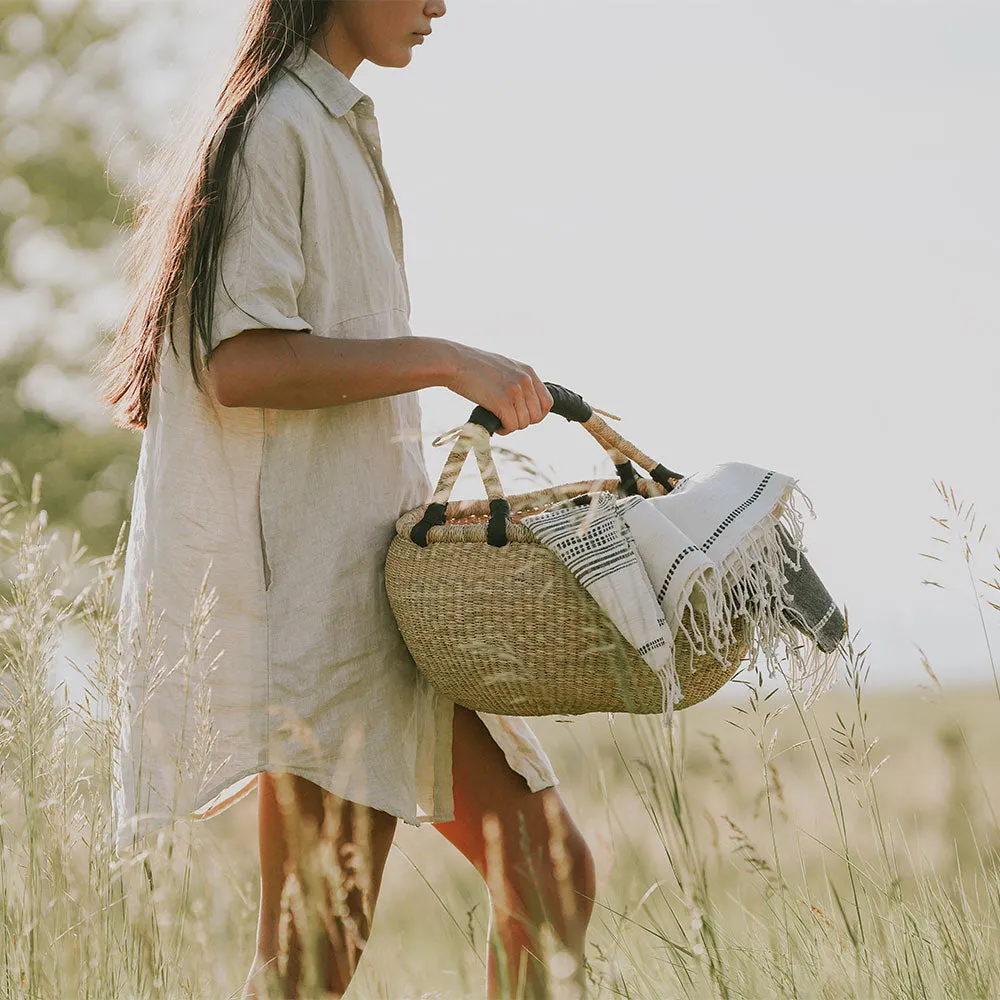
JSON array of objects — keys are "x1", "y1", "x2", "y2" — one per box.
[{"x1": 520, "y1": 462, "x2": 842, "y2": 715}]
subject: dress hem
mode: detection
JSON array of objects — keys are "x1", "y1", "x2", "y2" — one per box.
[{"x1": 114, "y1": 761, "x2": 559, "y2": 859}]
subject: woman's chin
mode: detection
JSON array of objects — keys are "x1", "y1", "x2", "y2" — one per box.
[{"x1": 371, "y1": 46, "x2": 415, "y2": 69}]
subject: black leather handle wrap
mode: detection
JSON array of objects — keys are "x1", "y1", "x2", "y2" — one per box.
[
  {"x1": 468, "y1": 382, "x2": 593, "y2": 436},
  {"x1": 650, "y1": 464, "x2": 684, "y2": 491},
  {"x1": 410, "y1": 501, "x2": 447, "y2": 547},
  {"x1": 615, "y1": 461, "x2": 641, "y2": 496},
  {"x1": 486, "y1": 498, "x2": 511, "y2": 547}
]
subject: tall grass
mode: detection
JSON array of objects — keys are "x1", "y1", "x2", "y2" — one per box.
[{"x1": 2, "y1": 461, "x2": 1000, "y2": 999}]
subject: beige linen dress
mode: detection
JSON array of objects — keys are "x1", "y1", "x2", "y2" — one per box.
[{"x1": 113, "y1": 42, "x2": 558, "y2": 854}]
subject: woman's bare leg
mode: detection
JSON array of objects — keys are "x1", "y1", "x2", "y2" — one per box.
[
  {"x1": 433, "y1": 706, "x2": 597, "y2": 999},
  {"x1": 242, "y1": 772, "x2": 397, "y2": 999}
]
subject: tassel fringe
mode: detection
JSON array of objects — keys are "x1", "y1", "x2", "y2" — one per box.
[{"x1": 650, "y1": 482, "x2": 843, "y2": 725}]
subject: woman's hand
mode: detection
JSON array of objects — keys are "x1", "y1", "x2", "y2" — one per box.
[{"x1": 443, "y1": 343, "x2": 554, "y2": 435}]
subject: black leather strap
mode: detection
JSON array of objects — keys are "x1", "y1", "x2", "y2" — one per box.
[
  {"x1": 615, "y1": 461, "x2": 640, "y2": 496},
  {"x1": 486, "y1": 498, "x2": 511, "y2": 547},
  {"x1": 469, "y1": 382, "x2": 593, "y2": 436},
  {"x1": 410, "y1": 502, "x2": 447, "y2": 547},
  {"x1": 650, "y1": 464, "x2": 683, "y2": 493}
]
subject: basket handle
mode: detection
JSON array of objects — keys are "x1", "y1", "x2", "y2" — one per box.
[
  {"x1": 467, "y1": 383, "x2": 593, "y2": 434},
  {"x1": 470, "y1": 383, "x2": 683, "y2": 488},
  {"x1": 410, "y1": 383, "x2": 685, "y2": 547}
]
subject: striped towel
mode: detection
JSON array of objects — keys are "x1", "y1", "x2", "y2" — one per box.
[{"x1": 521, "y1": 462, "x2": 844, "y2": 714}]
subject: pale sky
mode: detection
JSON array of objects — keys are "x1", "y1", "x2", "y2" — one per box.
[{"x1": 148, "y1": 0, "x2": 1000, "y2": 689}]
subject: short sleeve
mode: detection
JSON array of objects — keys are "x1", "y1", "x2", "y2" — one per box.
[{"x1": 208, "y1": 108, "x2": 313, "y2": 352}]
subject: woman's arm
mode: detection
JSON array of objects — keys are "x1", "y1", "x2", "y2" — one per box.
[{"x1": 207, "y1": 330, "x2": 553, "y2": 434}]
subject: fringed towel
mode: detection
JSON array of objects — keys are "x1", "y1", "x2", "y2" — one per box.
[{"x1": 521, "y1": 462, "x2": 845, "y2": 716}]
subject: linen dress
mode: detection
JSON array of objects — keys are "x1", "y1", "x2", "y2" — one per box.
[{"x1": 113, "y1": 42, "x2": 558, "y2": 854}]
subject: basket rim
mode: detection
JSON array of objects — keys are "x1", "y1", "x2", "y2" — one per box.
[{"x1": 393, "y1": 477, "x2": 667, "y2": 545}]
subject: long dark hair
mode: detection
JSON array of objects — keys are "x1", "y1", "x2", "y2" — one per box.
[{"x1": 101, "y1": 0, "x2": 334, "y2": 429}]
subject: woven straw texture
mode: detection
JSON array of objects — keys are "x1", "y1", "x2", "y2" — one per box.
[{"x1": 386, "y1": 480, "x2": 750, "y2": 716}]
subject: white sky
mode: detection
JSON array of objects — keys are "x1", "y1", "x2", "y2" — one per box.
[{"x1": 161, "y1": 0, "x2": 999, "y2": 689}]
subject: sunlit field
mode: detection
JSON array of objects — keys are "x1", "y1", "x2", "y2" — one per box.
[
  {"x1": 4, "y1": 0, "x2": 999, "y2": 996},
  {"x1": 3, "y1": 466, "x2": 1000, "y2": 1000}
]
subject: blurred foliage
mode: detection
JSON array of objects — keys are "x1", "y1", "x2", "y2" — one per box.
[{"x1": 1, "y1": 0, "x2": 182, "y2": 555}]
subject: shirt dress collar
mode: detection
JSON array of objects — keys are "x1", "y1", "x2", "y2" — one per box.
[{"x1": 285, "y1": 43, "x2": 375, "y2": 119}]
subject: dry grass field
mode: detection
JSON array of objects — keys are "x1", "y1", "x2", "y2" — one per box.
[
  {"x1": 3, "y1": 470, "x2": 1000, "y2": 998},
  {"x1": 328, "y1": 680, "x2": 1000, "y2": 998}
]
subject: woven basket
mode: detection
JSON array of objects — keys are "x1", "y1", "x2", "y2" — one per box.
[{"x1": 385, "y1": 385, "x2": 751, "y2": 716}]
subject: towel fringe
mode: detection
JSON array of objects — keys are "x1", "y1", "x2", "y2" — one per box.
[{"x1": 654, "y1": 482, "x2": 843, "y2": 725}]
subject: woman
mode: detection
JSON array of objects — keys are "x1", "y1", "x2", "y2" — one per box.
[{"x1": 101, "y1": 1, "x2": 596, "y2": 997}]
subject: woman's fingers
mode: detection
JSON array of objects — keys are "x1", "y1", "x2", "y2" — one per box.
[
  {"x1": 498, "y1": 396, "x2": 526, "y2": 435},
  {"x1": 512, "y1": 382, "x2": 533, "y2": 429},
  {"x1": 496, "y1": 369, "x2": 552, "y2": 435},
  {"x1": 532, "y1": 372, "x2": 554, "y2": 418},
  {"x1": 500, "y1": 371, "x2": 548, "y2": 434},
  {"x1": 522, "y1": 369, "x2": 554, "y2": 428}
]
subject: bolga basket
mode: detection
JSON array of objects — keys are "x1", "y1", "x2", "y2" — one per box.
[{"x1": 385, "y1": 384, "x2": 752, "y2": 716}]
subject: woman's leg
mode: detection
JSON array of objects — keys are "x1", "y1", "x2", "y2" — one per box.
[
  {"x1": 432, "y1": 706, "x2": 597, "y2": 999},
  {"x1": 242, "y1": 772, "x2": 397, "y2": 999}
]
